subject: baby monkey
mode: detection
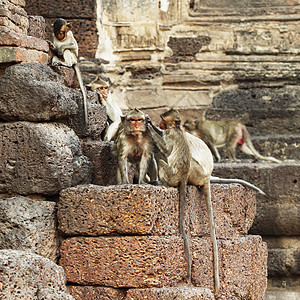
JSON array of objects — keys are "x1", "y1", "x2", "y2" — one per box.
[{"x1": 49, "y1": 18, "x2": 88, "y2": 125}]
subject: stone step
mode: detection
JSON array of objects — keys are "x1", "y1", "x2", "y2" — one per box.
[
  {"x1": 216, "y1": 134, "x2": 300, "y2": 161},
  {"x1": 265, "y1": 291, "x2": 300, "y2": 300},
  {"x1": 58, "y1": 184, "x2": 256, "y2": 238},
  {"x1": 67, "y1": 286, "x2": 215, "y2": 300},
  {"x1": 213, "y1": 160, "x2": 300, "y2": 205},
  {"x1": 59, "y1": 235, "x2": 267, "y2": 299}
]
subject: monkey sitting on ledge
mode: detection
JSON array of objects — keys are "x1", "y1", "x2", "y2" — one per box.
[
  {"x1": 183, "y1": 118, "x2": 281, "y2": 163},
  {"x1": 48, "y1": 18, "x2": 88, "y2": 126}
]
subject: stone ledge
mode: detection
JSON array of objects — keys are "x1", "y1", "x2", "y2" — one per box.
[
  {"x1": 59, "y1": 235, "x2": 267, "y2": 299},
  {"x1": 58, "y1": 184, "x2": 255, "y2": 238},
  {"x1": 0, "y1": 27, "x2": 49, "y2": 51},
  {"x1": 0, "y1": 46, "x2": 48, "y2": 64}
]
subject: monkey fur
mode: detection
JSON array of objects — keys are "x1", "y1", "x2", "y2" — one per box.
[
  {"x1": 88, "y1": 76, "x2": 123, "y2": 141},
  {"x1": 113, "y1": 108, "x2": 158, "y2": 185},
  {"x1": 183, "y1": 118, "x2": 281, "y2": 163},
  {"x1": 50, "y1": 18, "x2": 88, "y2": 125}
]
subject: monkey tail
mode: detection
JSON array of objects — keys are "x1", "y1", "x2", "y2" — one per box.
[
  {"x1": 179, "y1": 179, "x2": 192, "y2": 284},
  {"x1": 210, "y1": 176, "x2": 266, "y2": 195},
  {"x1": 74, "y1": 64, "x2": 88, "y2": 126},
  {"x1": 241, "y1": 126, "x2": 281, "y2": 164},
  {"x1": 199, "y1": 182, "x2": 220, "y2": 293}
]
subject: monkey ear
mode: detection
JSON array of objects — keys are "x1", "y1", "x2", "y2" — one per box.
[{"x1": 66, "y1": 22, "x2": 72, "y2": 31}]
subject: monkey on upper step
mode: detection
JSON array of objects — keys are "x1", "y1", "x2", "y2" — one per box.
[
  {"x1": 48, "y1": 18, "x2": 88, "y2": 126},
  {"x1": 183, "y1": 118, "x2": 281, "y2": 163}
]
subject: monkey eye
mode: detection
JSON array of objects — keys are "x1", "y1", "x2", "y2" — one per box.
[{"x1": 99, "y1": 87, "x2": 108, "y2": 90}]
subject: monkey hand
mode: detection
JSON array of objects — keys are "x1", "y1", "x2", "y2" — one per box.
[
  {"x1": 46, "y1": 40, "x2": 54, "y2": 49},
  {"x1": 145, "y1": 115, "x2": 153, "y2": 126}
]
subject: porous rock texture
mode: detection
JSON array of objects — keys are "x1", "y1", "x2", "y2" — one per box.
[
  {"x1": 0, "y1": 63, "x2": 79, "y2": 121},
  {"x1": 67, "y1": 286, "x2": 126, "y2": 300},
  {"x1": 58, "y1": 184, "x2": 255, "y2": 237},
  {"x1": 126, "y1": 287, "x2": 215, "y2": 300},
  {"x1": 0, "y1": 121, "x2": 92, "y2": 195},
  {"x1": 0, "y1": 250, "x2": 74, "y2": 299},
  {"x1": 0, "y1": 196, "x2": 59, "y2": 261},
  {"x1": 59, "y1": 235, "x2": 267, "y2": 299}
]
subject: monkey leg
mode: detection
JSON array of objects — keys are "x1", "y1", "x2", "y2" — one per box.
[
  {"x1": 226, "y1": 146, "x2": 237, "y2": 161},
  {"x1": 104, "y1": 120, "x2": 121, "y2": 142},
  {"x1": 158, "y1": 160, "x2": 180, "y2": 187},
  {"x1": 137, "y1": 155, "x2": 150, "y2": 184},
  {"x1": 62, "y1": 50, "x2": 78, "y2": 67},
  {"x1": 147, "y1": 156, "x2": 159, "y2": 183},
  {"x1": 117, "y1": 159, "x2": 129, "y2": 184},
  {"x1": 207, "y1": 143, "x2": 221, "y2": 162}
]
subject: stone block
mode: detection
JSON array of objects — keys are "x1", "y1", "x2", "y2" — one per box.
[
  {"x1": 62, "y1": 91, "x2": 107, "y2": 139},
  {"x1": 0, "y1": 63, "x2": 79, "y2": 121},
  {"x1": 0, "y1": 27, "x2": 49, "y2": 51},
  {"x1": 268, "y1": 248, "x2": 300, "y2": 277},
  {"x1": 0, "y1": 46, "x2": 48, "y2": 64},
  {"x1": 81, "y1": 141, "x2": 118, "y2": 186},
  {"x1": 0, "y1": 250, "x2": 74, "y2": 299},
  {"x1": 0, "y1": 196, "x2": 59, "y2": 261},
  {"x1": 250, "y1": 204, "x2": 300, "y2": 235},
  {"x1": 126, "y1": 287, "x2": 215, "y2": 300},
  {"x1": 0, "y1": 6, "x2": 28, "y2": 33},
  {"x1": 0, "y1": 122, "x2": 92, "y2": 195},
  {"x1": 67, "y1": 286, "x2": 125, "y2": 300},
  {"x1": 58, "y1": 184, "x2": 255, "y2": 238},
  {"x1": 28, "y1": 15, "x2": 46, "y2": 39},
  {"x1": 59, "y1": 235, "x2": 267, "y2": 299},
  {"x1": 265, "y1": 291, "x2": 300, "y2": 300},
  {"x1": 212, "y1": 161, "x2": 300, "y2": 204}
]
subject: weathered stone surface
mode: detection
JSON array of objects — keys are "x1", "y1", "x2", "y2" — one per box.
[
  {"x1": 67, "y1": 286, "x2": 125, "y2": 300},
  {"x1": 81, "y1": 141, "x2": 118, "y2": 185},
  {"x1": 126, "y1": 287, "x2": 215, "y2": 300},
  {"x1": 251, "y1": 204, "x2": 300, "y2": 235},
  {"x1": 58, "y1": 184, "x2": 255, "y2": 237},
  {"x1": 0, "y1": 122, "x2": 92, "y2": 195},
  {"x1": 268, "y1": 248, "x2": 300, "y2": 277},
  {"x1": 0, "y1": 27, "x2": 49, "y2": 51},
  {"x1": 192, "y1": 236, "x2": 268, "y2": 299},
  {"x1": 28, "y1": 15, "x2": 46, "y2": 39},
  {"x1": 59, "y1": 235, "x2": 267, "y2": 299},
  {"x1": 212, "y1": 161, "x2": 300, "y2": 204},
  {"x1": 0, "y1": 46, "x2": 48, "y2": 64},
  {"x1": 0, "y1": 63, "x2": 79, "y2": 121},
  {"x1": 0, "y1": 5, "x2": 28, "y2": 34},
  {"x1": 62, "y1": 91, "x2": 107, "y2": 139},
  {"x1": 0, "y1": 250, "x2": 74, "y2": 299},
  {"x1": 0, "y1": 196, "x2": 59, "y2": 261},
  {"x1": 265, "y1": 291, "x2": 300, "y2": 300}
]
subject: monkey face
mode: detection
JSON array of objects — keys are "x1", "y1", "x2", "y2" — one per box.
[
  {"x1": 97, "y1": 86, "x2": 108, "y2": 101},
  {"x1": 128, "y1": 116, "x2": 145, "y2": 134}
]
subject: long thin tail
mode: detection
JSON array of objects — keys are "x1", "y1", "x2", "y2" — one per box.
[
  {"x1": 179, "y1": 179, "x2": 191, "y2": 283},
  {"x1": 74, "y1": 64, "x2": 88, "y2": 126},
  {"x1": 200, "y1": 183, "x2": 220, "y2": 293},
  {"x1": 210, "y1": 176, "x2": 266, "y2": 195},
  {"x1": 241, "y1": 127, "x2": 281, "y2": 163}
]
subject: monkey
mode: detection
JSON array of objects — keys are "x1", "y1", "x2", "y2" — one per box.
[
  {"x1": 147, "y1": 109, "x2": 267, "y2": 292},
  {"x1": 183, "y1": 118, "x2": 281, "y2": 163},
  {"x1": 146, "y1": 109, "x2": 192, "y2": 284},
  {"x1": 49, "y1": 18, "x2": 88, "y2": 125},
  {"x1": 88, "y1": 76, "x2": 123, "y2": 141},
  {"x1": 113, "y1": 108, "x2": 158, "y2": 185}
]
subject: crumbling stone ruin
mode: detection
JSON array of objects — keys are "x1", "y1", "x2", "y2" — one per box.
[{"x1": 1, "y1": 0, "x2": 299, "y2": 299}]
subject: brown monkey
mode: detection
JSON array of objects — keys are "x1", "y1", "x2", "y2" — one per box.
[
  {"x1": 183, "y1": 118, "x2": 281, "y2": 163},
  {"x1": 88, "y1": 76, "x2": 123, "y2": 141},
  {"x1": 49, "y1": 18, "x2": 88, "y2": 125},
  {"x1": 114, "y1": 108, "x2": 158, "y2": 185},
  {"x1": 148, "y1": 110, "x2": 266, "y2": 292},
  {"x1": 147, "y1": 109, "x2": 192, "y2": 283}
]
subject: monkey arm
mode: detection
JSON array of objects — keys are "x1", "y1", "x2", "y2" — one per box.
[
  {"x1": 147, "y1": 123, "x2": 170, "y2": 156},
  {"x1": 145, "y1": 115, "x2": 163, "y2": 136}
]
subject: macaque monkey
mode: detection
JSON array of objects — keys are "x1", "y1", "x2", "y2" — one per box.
[
  {"x1": 183, "y1": 118, "x2": 281, "y2": 163},
  {"x1": 147, "y1": 109, "x2": 192, "y2": 283},
  {"x1": 88, "y1": 76, "x2": 122, "y2": 141},
  {"x1": 113, "y1": 108, "x2": 158, "y2": 185},
  {"x1": 148, "y1": 109, "x2": 266, "y2": 292},
  {"x1": 49, "y1": 18, "x2": 88, "y2": 125}
]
